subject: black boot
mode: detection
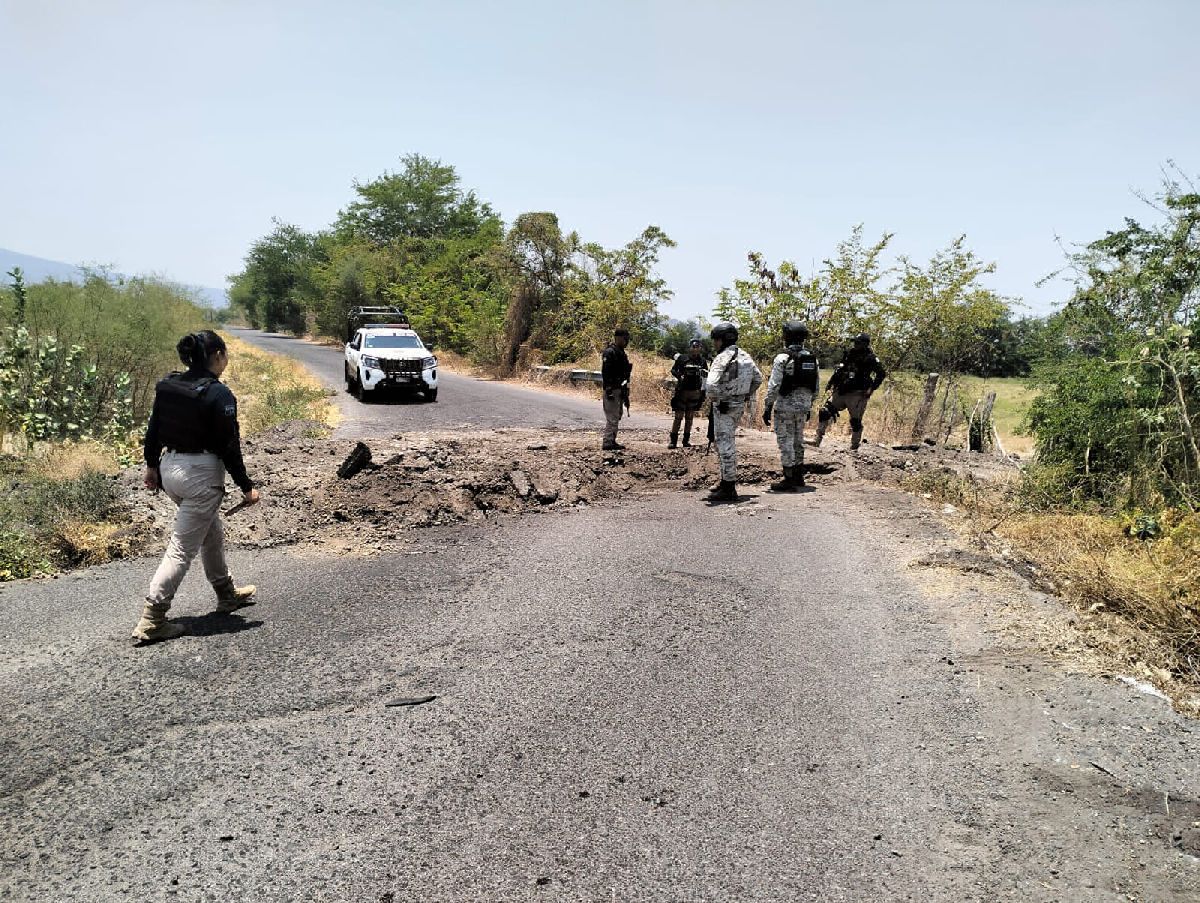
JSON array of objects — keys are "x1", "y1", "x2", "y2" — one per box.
[
  {"x1": 682, "y1": 431, "x2": 692, "y2": 447},
  {"x1": 707, "y1": 480, "x2": 737, "y2": 501},
  {"x1": 770, "y1": 467, "x2": 798, "y2": 493},
  {"x1": 668, "y1": 432, "x2": 678, "y2": 449},
  {"x1": 794, "y1": 465, "x2": 807, "y2": 489}
]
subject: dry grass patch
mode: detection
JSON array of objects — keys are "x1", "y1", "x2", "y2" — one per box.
[
  {"x1": 25, "y1": 441, "x2": 121, "y2": 480},
  {"x1": 221, "y1": 333, "x2": 338, "y2": 436},
  {"x1": 901, "y1": 467, "x2": 1200, "y2": 713},
  {"x1": 515, "y1": 350, "x2": 678, "y2": 412},
  {"x1": 1000, "y1": 514, "x2": 1200, "y2": 692}
]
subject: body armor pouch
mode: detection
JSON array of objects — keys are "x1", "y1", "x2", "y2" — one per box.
[
  {"x1": 780, "y1": 349, "x2": 818, "y2": 396},
  {"x1": 722, "y1": 349, "x2": 755, "y2": 397},
  {"x1": 154, "y1": 374, "x2": 215, "y2": 453}
]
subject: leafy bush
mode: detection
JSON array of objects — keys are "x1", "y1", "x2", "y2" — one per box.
[
  {"x1": 1025, "y1": 182, "x2": 1199, "y2": 510},
  {"x1": 1, "y1": 269, "x2": 206, "y2": 450}
]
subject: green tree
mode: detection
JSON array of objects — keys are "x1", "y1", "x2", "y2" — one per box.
[
  {"x1": 888, "y1": 236, "x2": 1010, "y2": 374},
  {"x1": 228, "y1": 221, "x2": 323, "y2": 332},
  {"x1": 336, "y1": 153, "x2": 498, "y2": 242}
]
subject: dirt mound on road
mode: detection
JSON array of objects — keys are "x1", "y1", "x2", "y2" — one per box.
[{"x1": 114, "y1": 424, "x2": 1018, "y2": 558}]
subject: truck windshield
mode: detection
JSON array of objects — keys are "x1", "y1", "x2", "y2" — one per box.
[{"x1": 364, "y1": 335, "x2": 422, "y2": 349}]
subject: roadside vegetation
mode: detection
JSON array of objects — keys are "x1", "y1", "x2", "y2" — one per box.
[
  {"x1": 221, "y1": 333, "x2": 337, "y2": 435},
  {"x1": 0, "y1": 269, "x2": 334, "y2": 580}
]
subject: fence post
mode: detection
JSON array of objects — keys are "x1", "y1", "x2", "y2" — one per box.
[
  {"x1": 969, "y1": 391, "x2": 997, "y2": 452},
  {"x1": 911, "y1": 372, "x2": 940, "y2": 440}
]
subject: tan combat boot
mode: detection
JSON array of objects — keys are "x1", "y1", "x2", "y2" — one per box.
[
  {"x1": 131, "y1": 602, "x2": 185, "y2": 643},
  {"x1": 214, "y1": 578, "x2": 257, "y2": 614}
]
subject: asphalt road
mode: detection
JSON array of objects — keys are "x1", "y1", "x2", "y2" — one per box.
[
  {"x1": 230, "y1": 328, "x2": 669, "y2": 438},
  {"x1": 2, "y1": 338, "x2": 1198, "y2": 902}
]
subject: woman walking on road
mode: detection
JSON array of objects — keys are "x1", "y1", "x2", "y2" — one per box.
[{"x1": 132, "y1": 330, "x2": 261, "y2": 643}]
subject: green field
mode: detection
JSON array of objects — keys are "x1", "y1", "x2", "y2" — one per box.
[{"x1": 958, "y1": 375, "x2": 1040, "y2": 455}]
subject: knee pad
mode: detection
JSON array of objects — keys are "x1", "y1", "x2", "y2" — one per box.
[{"x1": 849, "y1": 416, "x2": 864, "y2": 432}]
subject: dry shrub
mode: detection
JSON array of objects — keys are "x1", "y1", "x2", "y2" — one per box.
[
  {"x1": 55, "y1": 519, "x2": 127, "y2": 568},
  {"x1": 1001, "y1": 513, "x2": 1200, "y2": 687},
  {"x1": 26, "y1": 441, "x2": 121, "y2": 481}
]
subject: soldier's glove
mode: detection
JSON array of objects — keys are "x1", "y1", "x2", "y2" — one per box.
[
  {"x1": 762, "y1": 405, "x2": 772, "y2": 425},
  {"x1": 717, "y1": 401, "x2": 730, "y2": 414}
]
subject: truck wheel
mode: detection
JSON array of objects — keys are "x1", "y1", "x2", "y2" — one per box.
[
  {"x1": 355, "y1": 375, "x2": 372, "y2": 403},
  {"x1": 425, "y1": 388, "x2": 438, "y2": 403},
  {"x1": 344, "y1": 365, "x2": 355, "y2": 393}
]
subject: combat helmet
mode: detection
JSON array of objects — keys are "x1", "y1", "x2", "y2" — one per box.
[
  {"x1": 710, "y1": 321, "x2": 739, "y2": 346},
  {"x1": 783, "y1": 320, "x2": 809, "y2": 345}
]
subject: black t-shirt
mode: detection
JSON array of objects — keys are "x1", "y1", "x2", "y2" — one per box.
[
  {"x1": 601, "y1": 345, "x2": 633, "y2": 390},
  {"x1": 143, "y1": 369, "x2": 253, "y2": 492},
  {"x1": 831, "y1": 350, "x2": 886, "y2": 392}
]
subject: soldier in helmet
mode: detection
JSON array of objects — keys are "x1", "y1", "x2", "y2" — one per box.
[
  {"x1": 762, "y1": 320, "x2": 819, "y2": 491},
  {"x1": 668, "y1": 339, "x2": 709, "y2": 448},
  {"x1": 703, "y1": 322, "x2": 762, "y2": 501},
  {"x1": 814, "y1": 333, "x2": 887, "y2": 450},
  {"x1": 600, "y1": 327, "x2": 633, "y2": 450}
]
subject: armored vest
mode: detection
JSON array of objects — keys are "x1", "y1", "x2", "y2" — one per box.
[
  {"x1": 780, "y1": 347, "x2": 818, "y2": 396},
  {"x1": 676, "y1": 358, "x2": 707, "y2": 392},
  {"x1": 719, "y1": 346, "x2": 755, "y2": 397},
  {"x1": 154, "y1": 373, "x2": 216, "y2": 452}
]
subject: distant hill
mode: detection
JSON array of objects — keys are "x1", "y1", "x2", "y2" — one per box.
[{"x1": 0, "y1": 247, "x2": 228, "y2": 308}]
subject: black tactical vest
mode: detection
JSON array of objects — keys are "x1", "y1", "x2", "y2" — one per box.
[
  {"x1": 780, "y1": 348, "x2": 818, "y2": 396},
  {"x1": 154, "y1": 373, "x2": 216, "y2": 452}
]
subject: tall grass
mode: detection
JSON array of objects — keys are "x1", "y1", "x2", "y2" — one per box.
[{"x1": 220, "y1": 333, "x2": 337, "y2": 436}]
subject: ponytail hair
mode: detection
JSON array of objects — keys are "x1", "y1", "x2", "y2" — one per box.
[{"x1": 177, "y1": 330, "x2": 226, "y2": 371}]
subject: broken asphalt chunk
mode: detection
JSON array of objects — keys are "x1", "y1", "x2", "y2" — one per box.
[{"x1": 337, "y1": 442, "x2": 372, "y2": 479}]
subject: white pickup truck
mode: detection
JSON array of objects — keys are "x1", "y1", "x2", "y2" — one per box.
[{"x1": 344, "y1": 324, "x2": 439, "y2": 403}]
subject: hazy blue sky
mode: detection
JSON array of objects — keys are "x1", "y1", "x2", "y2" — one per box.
[{"x1": 2, "y1": 0, "x2": 1197, "y2": 319}]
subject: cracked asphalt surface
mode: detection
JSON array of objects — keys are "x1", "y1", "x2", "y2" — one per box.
[{"x1": 2, "y1": 333, "x2": 1198, "y2": 902}]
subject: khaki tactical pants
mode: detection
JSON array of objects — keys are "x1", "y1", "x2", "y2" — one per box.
[
  {"x1": 817, "y1": 390, "x2": 871, "y2": 448},
  {"x1": 602, "y1": 389, "x2": 624, "y2": 443},
  {"x1": 671, "y1": 388, "x2": 704, "y2": 438},
  {"x1": 146, "y1": 452, "x2": 231, "y2": 608}
]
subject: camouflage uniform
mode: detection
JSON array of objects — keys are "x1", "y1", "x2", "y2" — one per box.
[
  {"x1": 704, "y1": 344, "x2": 763, "y2": 482},
  {"x1": 764, "y1": 346, "x2": 818, "y2": 468}
]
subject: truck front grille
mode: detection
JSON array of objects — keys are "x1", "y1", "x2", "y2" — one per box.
[{"x1": 380, "y1": 359, "x2": 424, "y2": 374}]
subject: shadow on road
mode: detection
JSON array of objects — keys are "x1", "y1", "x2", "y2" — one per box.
[
  {"x1": 705, "y1": 492, "x2": 761, "y2": 507},
  {"x1": 357, "y1": 393, "x2": 435, "y2": 406},
  {"x1": 173, "y1": 613, "x2": 266, "y2": 638}
]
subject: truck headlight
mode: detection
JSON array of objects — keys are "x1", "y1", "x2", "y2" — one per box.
[
  {"x1": 361, "y1": 355, "x2": 381, "y2": 370},
  {"x1": 422, "y1": 356, "x2": 437, "y2": 370}
]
